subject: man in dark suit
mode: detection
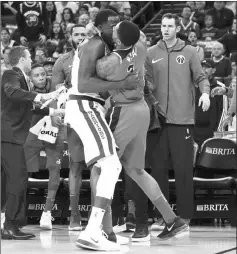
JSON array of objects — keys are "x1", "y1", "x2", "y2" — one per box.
[{"x1": 1, "y1": 46, "x2": 64, "y2": 240}]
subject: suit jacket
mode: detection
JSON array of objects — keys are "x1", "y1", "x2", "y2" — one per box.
[{"x1": 1, "y1": 67, "x2": 50, "y2": 145}]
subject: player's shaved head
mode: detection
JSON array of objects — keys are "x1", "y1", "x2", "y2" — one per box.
[
  {"x1": 117, "y1": 21, "x2": 140, "y2": 47},
  {"x1": 94, "y1": 9, "x2": 118, "y2": 27}
]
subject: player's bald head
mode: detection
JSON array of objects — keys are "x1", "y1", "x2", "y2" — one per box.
[{"x1": 116, "y1": 21, "x2": 140, "y2": 47}]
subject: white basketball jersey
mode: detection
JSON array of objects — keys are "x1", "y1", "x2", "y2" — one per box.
[{"x1": 68, "y1": 50, "x2": 103, "y2": 100}]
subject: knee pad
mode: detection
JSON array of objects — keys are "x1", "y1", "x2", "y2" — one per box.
[{"x1": 96, "y1": 155, "x2": 122, "y2": 199}]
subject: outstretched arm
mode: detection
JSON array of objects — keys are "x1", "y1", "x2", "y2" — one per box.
[{"x1": 78, "y1": 39, "x2": 137, "y2": 93}]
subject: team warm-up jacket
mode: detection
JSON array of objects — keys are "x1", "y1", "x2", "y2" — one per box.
[
  {"x1": 145, "y1": 38, "x2": 210, "y2": 125},
  {"x1": 50, "y1": 50, "x2": 75, "y2": 92}
]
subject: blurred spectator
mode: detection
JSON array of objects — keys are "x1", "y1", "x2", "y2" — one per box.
[
  {"x1": 61, "y1": 8, "x2": 75, "y2": 28},
  {"x1": 78, "y1": 14, "x2": 90, "y2": 26},
  {"x1": 212, "y1": 42, "x2": 232, "y2": 87},
  {"x1": 1, "y1": 27, "x2": 19, "y2": 57},
  {"x1": 1, "y1": 2, "x2": 18, "y2": 15},
  {"x1": 16, "y1": 2, "x2": 48, "y2": 58},
  {"x1": 186, "y1": 1, "x2": 196, "y2": 19},
  {"x1": 55, "y1": 1, "x2": 78, "y2": 23},
  {"x1": 34, "y1": 48, "x2": 47, "y2": 65},
  {"x1": 89, "y1": 7, "x2": 99, "y2": 23},
  {"x1": 109, "y1": 1, "x2": 131, "y2": 16},
  {"x1": 194, "y1": 59, "x2": 220, "y2": 146},
  {"x1": 78, "y1": 5, "x2": 89, "y2": 16},
  {"x1": 46, "y1": 21, "x2": 65, "y2": 57},
  {"x1": 94, "y1": 2, "x2": 110, "y2": 10},
  {"x1": 188, "y1": 30, "x2": 204, "y2": 61},
  {"x1": 53, "y1": 25, "x2": 73, "y2": 59},
  {"x1": 44, "y1": 2, "x2": 57, "y2": 36},
  {"x1": 179, "y1": 6, "x2": 200, "y2": 38},
  {"x1": 1, "y1": 1, "x2": 20, "y2": 27},
  {"x1": 200, "y1": 14, "x2": 219, "y2": 41},
  {"x1": 225, "y1": 1, "x2": 236, "y2": 16},
  {"x1": 207, "y1": 2, "x2": 234, "y2": 32},
  {"x1": 195, "y1": 1, "x2": 206, "y2": 13},
  {"x1": 219, "y1": 18, "x2": 237, "y2": 58},
  {"x1": 192, "y1": 1, "x2": 206, "y2": 29},
  {"x1": 43, "y1": 57, "x2": 56, "y2": 79},
  {"x1": 60, "y1": 22, "x2": 67, "y2": 34},
  {"x1": 1, "y1": 47, "x2": 11, "y2": 75}
]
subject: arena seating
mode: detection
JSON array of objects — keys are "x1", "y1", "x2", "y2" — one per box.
[
  {"x1": 27, "y1": 142, "x2": 125, "y2": 223},
  {"x1": 193, "y1": 137, "x2": 237, "y2": 225}
]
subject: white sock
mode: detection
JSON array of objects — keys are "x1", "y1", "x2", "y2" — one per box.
[{"x1": 86, "y1": 206, "x2": 105, "y2": 231}]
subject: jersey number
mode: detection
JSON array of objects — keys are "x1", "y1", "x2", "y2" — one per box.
[{"x1": 127, "y1": 64, "x2": 134, "y2": 73}]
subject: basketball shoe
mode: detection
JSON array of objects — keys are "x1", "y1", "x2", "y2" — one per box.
[
  {"x1": 158, "y1": 217, "x2": 189, "y2": 240},
  {"x1": 40, "y1": 211, "x2": 54, "y2": 230},
  {"x1": 131, "y1": 224, "x2": 150, "y2": 242},
  {"x1": 76, "y1": 227, "x2": 120, "y2": 251}
]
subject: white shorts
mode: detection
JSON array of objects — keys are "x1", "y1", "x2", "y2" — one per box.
[{"x1": 65, "y1": 99, "x2": 117, "y2": 166}]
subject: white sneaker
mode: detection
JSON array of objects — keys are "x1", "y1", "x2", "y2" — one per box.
[
  {"x1": 113, "y1": 223, "x2": 126, "y2": 233},
  {"x1": 115, "y1": 234, "x2": 129, "y2": 245},
  {"x1": 40, "y1": 211, "x2": 53, "y2": 230},
  {"x1": 1, "y1": 213, "x2": 5, "y2": 229},
  {"x1": 76, "y1": 228, "x2": 120, "y2": 251},
  {"x1": 151, "y1": 218, "x2": 165, "y2": 231}
]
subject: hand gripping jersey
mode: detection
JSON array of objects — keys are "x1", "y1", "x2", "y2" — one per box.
[{"x1": 96, "y1": 41, "x2": 147, "y2": 104}]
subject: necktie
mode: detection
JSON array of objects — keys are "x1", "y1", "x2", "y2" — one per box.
[{"x1": 26, "y1": 76, "x2": 33, "y2": 91}]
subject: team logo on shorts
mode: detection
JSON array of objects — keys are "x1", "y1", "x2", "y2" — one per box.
[
  {"x1": 176, "y1": 55, "x2": 185, "y2": 64},
  {"x1": 127, "y1": 64, "x2": 135, "y2": 73}
]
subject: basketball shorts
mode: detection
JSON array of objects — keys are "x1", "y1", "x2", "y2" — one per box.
[
  {"x1": 105, "y1": 98, "x2": 150, "y2": 169},
  {"x1": 24, "y1": 127, "x2": 64, "y2": 173},
  {"x1": 65, "y1": 99, "x2": 117, "y2": 167}
]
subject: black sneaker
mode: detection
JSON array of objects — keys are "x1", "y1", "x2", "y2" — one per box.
[
  {"x1": 132, "y1": 224, "x2": 150, "y2": 242},
  {"x1": 126, "y1": 213, "x2": 136, "y2": 231},
  {"x1": 157, "y1": 217, "x2": 189, "y2": 240}
]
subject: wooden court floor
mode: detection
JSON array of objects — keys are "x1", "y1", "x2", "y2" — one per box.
[{"x1": 1, "y1": 225, "x2": 237, "y2": 254}]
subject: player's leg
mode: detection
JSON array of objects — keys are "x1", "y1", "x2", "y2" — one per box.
[
  {"x1": 40, "y1": 128, "x2": 64, "y2": 229},
  {"x1": 65, "y1": 99, "x2": 121, "y2": 251},
  {"x1": 67, "y1": 126, "x2": 86, "y2": 231},
  {"x1": 90, "y1": 163, "x2": 128, "y2": 245},
  {"x1": 122, "y1": 100, "x2": 188, "y2": 240}
]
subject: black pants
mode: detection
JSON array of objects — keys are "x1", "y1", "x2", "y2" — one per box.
[
  {"x1": 1, "y1": 142, "x2": 28, "y2": 226},
  {"x1": 1, "y1": 167, "x2": 7, "y2": 211},
  {"x1": 147, "y1": 125, "x2": 194, "y2": 219}
]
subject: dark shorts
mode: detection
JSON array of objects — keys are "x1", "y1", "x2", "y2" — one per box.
[
  {"x1": 24, "y1": 127, "x2": 64, "y2": 172},
  {"x1": 106, "y1": 98, "x2": 150, "y2": 169}
]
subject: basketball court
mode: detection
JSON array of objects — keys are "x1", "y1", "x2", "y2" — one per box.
[{"x1": 1, "y1": 225, "x2": 236, "y2": 254}]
